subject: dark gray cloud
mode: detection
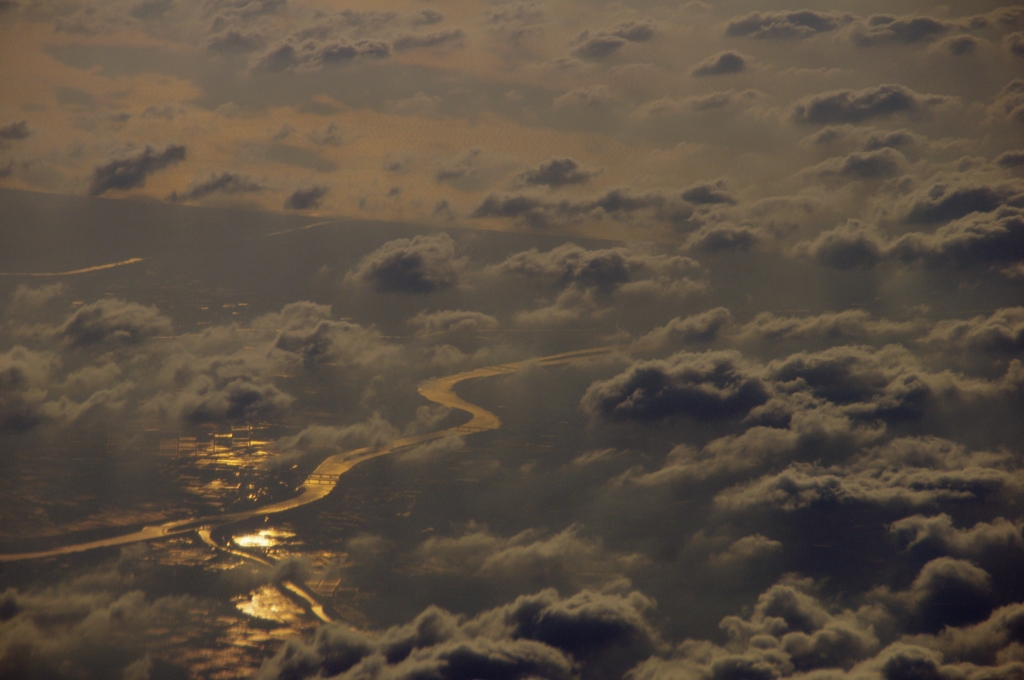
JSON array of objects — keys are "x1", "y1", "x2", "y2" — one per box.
[
  {"x1": 256, "y1": 588, "x2": 657, "y2": 680},
  {"x1": 392, "y1": 28, "x2": 464, "y2": 51},
  {"x1": 128, "y1": 0, "x2": 172, "y2": 20},
  {"x1": 284, "y1": 185, "x2": 327, "y2": 210},
  {"x1": 990, "y1": 79, "x2": 1024, "y2": 125},
  {"x1": 571, "y1": 21, "x2": 654, "y2": 59},
  {"x1": 60, "y1": 298, "x2": 172, "y2": 346},
  {"x1": 1005, "y1": 32, "x2": 1024, "y2": 57},
  {"x1": 638, "y1": 308, "x2": 733, "y2": 346},
  {"x1": 207, "y1": 29, "x2": 266, "y2": 53},
  {"x1": 581, "y1": 350, "x2": 769, "y2": 422},
  {"x1": 684, "y1": 224, "x2": 763, "y2": 253},
  {"x1": 408, "y1": 309, "x2": 498, "y2": 335},
  {"x1": 168, "y1": 172, "x2": 265, "y2": 202},
  {"x1": 492, "y1": 242, "x2": 701, "y2": 296},
  {"x1": 0, "y1": 346, "x2": 55, "y2": 432},
  {"x1": 996, "y1": 150, "x2": 1024, "y2": 168},
  {"x1": 0, "y1": 120, "x2": 29, "y2": 141},
  {"x1": 794, "y1": 220, "x2": 889, "y2": 269},
  {"x1": 269, "y1": 302, "x2": 399, "y2": 368},
  {"x1": 850, "y1": 15, "x2": 953, "y2": 47},
  {"x1": 922, "y1": 307, "x2": 1024, "y2": 355},
  {"x1": 345, "y1": 233, "x2": 463, "y2": 294},
  {"x1": 472, "y1": 188, "x2": 693, "y2": 229},
  {"x1": 892, "y1": 207, "x2": 1024, "y2": 268},
  {"x1": 938, "y1": 34, "x2": 981, "y2": 56},
  {"x1": 808, "y1": 148, "x2": 907, "y2": 179},
  {"x1": 902, "y1": 180, "x2": 1023, "y2": 224},
  {"x1": 725, "y1": 10, "x2": 853, "y2": 39},
  {"x1": 791, "y1": 84, "x2": 948, "y2": 125},
  {"x1": 518, "y1": 158, "x2": 598, "y2": 188},
  {"x1": 690, "y1": 51, "x2": 747, "y2": 77},
  {"x1": 88, "y1": 145, "x2": 186, "y2": 196},
  {"x1": 680, "y1": 180, "x2": 736, "y2": 205},
  {"x1": 254, "y1": 39, "x2": 390, "y2": 71}
]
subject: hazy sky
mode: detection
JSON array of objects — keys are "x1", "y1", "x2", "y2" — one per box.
[{"x1": 2, "y1": 1, "x2": 1024, "y2": 679}]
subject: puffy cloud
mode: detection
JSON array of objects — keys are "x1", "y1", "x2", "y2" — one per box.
[
  {"x1": 256, "y1": 587, "x2": 658, "y2": 680},
  {"x1": 684, "y1": 223, "x2": 764, "y2": 253},
  {"x1": 0, "y1": 120, "x2": 29, "y2": 140},
  {"x1": 638, "y1": 308, "x2": 733, "y2": 347},
  {"x1": 797, "y1": 207, "x2": 1024, "y2": 271},
  {"x1": 1005, "y1": 32, "x2": 1024, "y2": 57},
  {"x1": 996, "y1": 150, "x2": 1024, "y2": 168},
  {"x1": 581, "y1": 350, "x2": 769, "y2": 422},
  {"x1": 88, "y1": 145, "x2": 186, "y2": 196},
  {"x1": 937, "y1": 34, "x2": 982, "y2": 56},
  {"x1": 690, "y1": 51, "x2": 748, "y2": 77},
  {"x1": 571, "y1": 21, "x2": 654, "y2": 59},
  {"x1": 791, "y1": 84, "x2": 949, "y2": 125},
  {"x1": 493, "y1": 242, "x2": 703, "y2": 297},
  {"x1": 207, "y1": 29, "x2": 266, "y2": 53},
  {"x1": 850, "y1": 15, "x2": 953, "y2": 47},
  {"x1": 725, "y1": 10, "x2": 853, "y2": 39},
  {"x1": 279, "y1": 414, "x2": 400, "y2": 454},
  {"x1": 901, "y1": 181, "x2": 1023, "y2": 225},
  {"x1": 7, "y1": 283, "x2": 65, "y2": 315},
  {"x1": 990, "y1": 79, "x2": 1024, "y2": 125},
  {"x1": 59, "y1": 299, "x2": 172, "y2": 346},
  {"x1": 167, "y1": 172, "x2": 265, "y2": 203},
  {"x1": 268, "y1": 301, "x2": 400, "y2": 367},
  {"x1": 408, "y1": 310, "x2": 499, "y2": 335},
  {"x1": 807, "y1": 148, "x2": 907, "y2": 180},
  {"x1": 680, "y1": 180, "x2": 737, "y2": 205},
  {"x1": 921, "y1": 308, "x2": 1024, "y2": 355},
  {"x1": 518, "y1": 158, "x2": 598, "y2": 188},
  {"x1": 253, "y1": 38, "x2": 390, "y2": 72},
  {"x1": 345, "y1": 233, "x2": 463, "y2": 294},
  {"x1": 0, "y1": 346, "x2": 56, "y2": 432},
  {"x1": 392, "y1": 28, "x2": 464, "y2": 52},
  {"x1": 284, "y1": 185, "x2": 327, "y2": 210},
  {"x1": 472, "y1": 187, "x2": 695, "y2": 229},
  {"x1": 736, "y1": 310, "x2": 919, "y2": 344}
]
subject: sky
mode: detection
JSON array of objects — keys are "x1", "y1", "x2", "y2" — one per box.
[{"x1": 2, "y1": 0, "x2": 1024, "y2": 679}]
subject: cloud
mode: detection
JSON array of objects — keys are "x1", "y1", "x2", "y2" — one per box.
[
  {"x1": 492, "y1": 242, "x2": 702, "y2": 297},
  {"x1": 0, "y1": 346, "x2": 56, "y2": 432},
  {"x1": 518, "y1": 158, "x2": 598, "y2": 187},
  {"x1": 936, "y1": 34, "x2": 981, "y2": 56},
  {"x1": 581, "y1": 350, "x2": 769, "y2": 422},
  {"x1": 88, "y1": 145, "x2": 186, "y2": 196},
  {"x1": 59, "y1": 299, "x2": 172, "y2": 346},
  {"x1": 996, "y1": 150, "x2": 1024, "y2": 168},
  {"x1": 207, "y1": 29, "x2": 266, "y2": 53},
  {"x1": 392, "y1": 28, "x2": 464, "y2": 52},
  {"x1": 256, "y1": 587, "x2": 658, "y2": 680},
  {"x1": 7, "y1": 283, "x2": 65, "y2": 315},
  {"x1": 167, "y1": 172, "x2": 265, "y2": 202},
  {"x1": 0, "y1": 120, "x2": 29, "y2": 141},
  {"x1": 807, "y1": 148, "x2": 907, "y2": 179},
  {"x1": 408, "y1": 310, "x2": 499, "y2": 335},
  {"x1": 850, "y1": 15, "x2": 953, "y2": 47},
  {"x1": 284, "y1": 185, "x2": 327, "y2": 210},
  {"x1": 680, "y1": 180, "x2": 737, "y2": 205},
  {"x1": 268, "y1": 301, "x2": 400, "y2": 368},
  {"x1": 253, "y1": 39, "x2": 390, "y2": 72},
  {"x1": 1005, "y1": 32, "x2": 1024, "y2": 57},
  {"x1": 684, "y1": 223, "x2": 764, "y2": 253},
  {"x1": 736, "y1": 310, "x2": 919, "y2": 344},
  {"x1": 571, "y1": 21, "x2": 654, "y2": 59},
  {"x1": 638, "y1": 308, "x2": 733, "y2": 347},
  {"x1": 791, "y1": 84, "x2": 949, "y2": 125},
  {"x1": 690, "y1": 51, "x2": 747, "y2": 77},
  {"x1": 989, "y1": 79, "x2": 1024, "y2": 125},
  {"x1": 345, "y1": 233, "x2": 463, "y2": 294},
  {"x1": 792, "y1": 220, "x2": 889, "y2": 270},
  {"x1": 725, "y1": 10, "x2": 853, "y2": 39},
  {"x1": 921, "y1": 308, "x2": 1024, "y2": 355},
  {"x1": 471, "y1": 188, "x2": 694, "y2": 229}
]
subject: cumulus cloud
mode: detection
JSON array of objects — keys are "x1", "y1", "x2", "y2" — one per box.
[
  {"x1": 408, "y1": 309, "x2": 499, "y2": 335},
  {"x1": 791, "y1": 84, "x2": 950, "y2": 125},
  {"x1": 492, "y1": 242, "x2": 703, "y2": 298},
  {"x1": 59, "y1": 299, "x2": 172, "y2": 346},
  {"x1": 850, "y1": 14, "x2": 953, "y2": 47},
  {"x1": 285, "y1": 185, "x2": 327, "y2": 210},
  {"x1": 725, "y1": 10, "x2": 853, "y2": 39},
  {"x1": 0, "y1": 120, "x2": 29, "y2": 141},
  {"x1": 88, "y1": 145, "x2": 186, "y2": 196},
  {"x1": 472, "y1": 187, "x2": 694, "y2": 229},
  {"x1": 517, "y1": 158, "x2": 598, "y2": 188},
  {"x1": 571, "y1": 21, "x2": 654, "y2": 59},
  {"x1": 581, "y1": 350, "x2": 768, "y2": 422},
  {"x1": 253, "y1": 38, "x2": 390, "y2": 72},
  {"x1": 256, "y1": 587, "x2": 658, "y2": 680},
  {"x1": 807, "y1": 147, "x2": 907, "y2": 179},
  {"x1": 392, "y1": 28, "x2": 464, "y2": 51},
  {"x1": 690, "y1": 51, "x2": 748, "y2": 77},
  {"x1": 167, "y1": 172, "x2": 265, "y2": 202},
  {"x1": 345, "y1": 233, "x2": 463, "y2": 294}
]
